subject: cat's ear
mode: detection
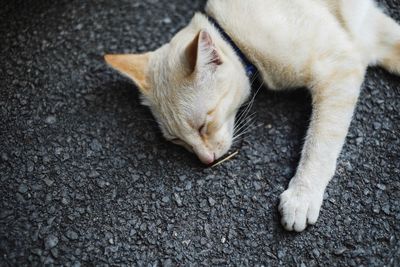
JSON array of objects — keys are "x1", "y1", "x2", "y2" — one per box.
[
  {"x1": 186, "y1": 29, "x2": 222, "y2": 74},
  {"x1": 104, "y1": 53, "x2": 151, "y2": 94}
]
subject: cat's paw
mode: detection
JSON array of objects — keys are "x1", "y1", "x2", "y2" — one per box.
[{"x1": 278, "y1": 184, "x2": 324, "y2": 232}]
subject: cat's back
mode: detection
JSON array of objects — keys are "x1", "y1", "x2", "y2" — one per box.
[
  {"x1": 206, "y1": 0, "x2": 342, "y2": 88},
  {"x1": 206, "y1": 0, "x2": 347, "y2": 41},
  {"x1": 205, "y1": 0, "x2": 357, "y2": 89},
  {"x1": 206, "y1": 0, "x2": 330, "y2": 24}
]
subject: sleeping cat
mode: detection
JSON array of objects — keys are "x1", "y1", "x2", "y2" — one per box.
[{"x1": 105, "y1": 0, "x2": 400, "y2": 232}]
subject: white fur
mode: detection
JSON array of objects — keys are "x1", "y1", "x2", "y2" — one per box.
[
  {"x1": 116, "y1": 0, "x2": 400, "y2": 231},
  {"x1": 205, "y1": 0, "x2": 400, "y2": 232}
]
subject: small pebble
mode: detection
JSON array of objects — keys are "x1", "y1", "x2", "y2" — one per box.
[
  {"x1": 45, "y1": 116, "x2": 57, "y2": 124},
  {"x1": 334, "y1": 247, "x2": 347, "y2": 255},
  {"x1": 66, "y1": 230, "x2": 79, "y2": 240},
  {"x1": 208, "y1": 197, "x2": 216, "y2": 207},
  {"x1": 45, "y1": 235, "x2": 59, "y2": 250},
  {"x1": 376, "y1": 184, "x2": 386, "y2": 190},
  {"x1": 18, "y1": 184, "x2": 28, "y2": 194}
]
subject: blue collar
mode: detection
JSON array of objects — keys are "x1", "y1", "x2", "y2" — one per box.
[{"x1": 206, "y1": 15, "x2": 257, "y2": 77}]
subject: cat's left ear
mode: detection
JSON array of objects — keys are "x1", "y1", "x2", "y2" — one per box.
[
  {"x1": 186, "y1": 29, "x2": 222, "y2": 75},
  {"x1": 104, "y1": 53, "x2": 151, "y2": 95}
]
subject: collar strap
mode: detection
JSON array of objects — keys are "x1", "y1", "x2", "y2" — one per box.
[{"x1": 206, "y1": 15, "x2": 257, "y2": 77}]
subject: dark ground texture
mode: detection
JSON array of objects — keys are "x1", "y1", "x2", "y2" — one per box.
[{"x1": 1, "y1": 0, "x2": 399, "y2": 266}]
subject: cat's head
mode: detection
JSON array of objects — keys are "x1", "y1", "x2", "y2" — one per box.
[{"x1": 105, "y1": 15, "x2": 251, "y2": 164}]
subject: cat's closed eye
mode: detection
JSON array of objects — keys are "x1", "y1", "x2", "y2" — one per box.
[{"x1": 198, "y1": 123, "x2": 207, "y2": 136}]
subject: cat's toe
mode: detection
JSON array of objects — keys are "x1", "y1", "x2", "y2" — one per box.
[
  {"x1": 279, "y1": 185, "x2": 323, "y2": 232},
  {"x1": 306, "y1": 199, "x2": 321, "y2": 225}
]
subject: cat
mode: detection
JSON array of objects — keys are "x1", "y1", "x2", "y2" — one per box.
[{"x1": 104, "y1": 0, "x2": 400, "y2": 232}]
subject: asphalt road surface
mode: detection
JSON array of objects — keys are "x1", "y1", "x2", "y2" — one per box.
[{"x1": 1, "y1": 0, "x2": 399, "y2": 265}]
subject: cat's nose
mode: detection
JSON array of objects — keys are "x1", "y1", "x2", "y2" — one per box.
[{"x1": 198, "y1": 152, "x2": 215, "y2": 165}]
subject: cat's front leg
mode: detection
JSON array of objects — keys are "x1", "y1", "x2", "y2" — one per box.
[{"x1": 279, "y1": 62, "x2": 366, "y2": 232}]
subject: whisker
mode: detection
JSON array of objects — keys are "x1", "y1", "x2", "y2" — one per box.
[
  {"x1": 234, "y1": 110, "x2": 256, "y2": 130},
  {"x1": 232, "y1": 123, "x2": 263, "y2": 142},
  {"x1": 250, "y1": 71, "x2": 260, "y2": 87},
  {"x1": 235, "y1": 102, "x2": 252, "y2": 126},
  {"x1": 234, "y1": 112, "x2": 256, "y2": 135},
  {"x1": 235, "y1": 100, "x2": 254, "y2": 130},
  {"x1": 233, "y1": 115, "x2": 256, "y2": 143},
  {"x1": 233, "y1": 120, "x2": 255, "y2": 140},
  {"x1": 234, "y1": 80, "x2": 264, "y2": 131},
  {"x1": 234, "y1": 72, "x2": 260, "y2": 122}
]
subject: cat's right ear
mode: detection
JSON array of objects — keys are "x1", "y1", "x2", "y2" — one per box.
[
  {"x1": 186, "y1": 29, "x2": 222, "y2": 75},
  {"x1": 104, "y1": 53, "x2": 151, "y2": 95}
]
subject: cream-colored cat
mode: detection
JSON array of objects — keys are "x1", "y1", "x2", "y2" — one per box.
[{"x1": 105, "y1": 0, "x2": 400, "y2": 232}]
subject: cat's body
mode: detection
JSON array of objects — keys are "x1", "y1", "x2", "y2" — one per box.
[
  {"x1": 207, "y1": 0, "x2": 399, "y2": 89},
  {"x1": 207, "y1": 0, "x2": 365, "y2": 90},
  {"x1": 105, "y1": 0, "x2": 400, "y2": 231}
]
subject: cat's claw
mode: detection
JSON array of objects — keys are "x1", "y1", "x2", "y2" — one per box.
[{"x1": 279, "y1": 185, "x2": 323, "y2": 232}]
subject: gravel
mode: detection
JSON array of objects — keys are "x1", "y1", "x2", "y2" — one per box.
[
  {"x1": 0, "y1": 0, "x2": 399, "y2": 266},
  {"x1": 44, "y1": 235, "x2": 59, "y2": 250}
]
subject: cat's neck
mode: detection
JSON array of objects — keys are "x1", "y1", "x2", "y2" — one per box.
[{"x1": 206, "y1": 15, "x2": 257, "y2": 77}]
